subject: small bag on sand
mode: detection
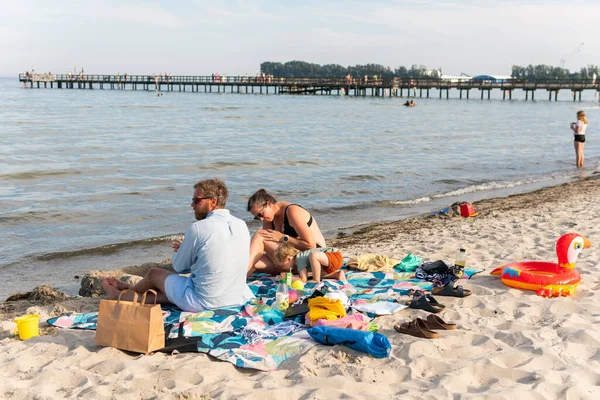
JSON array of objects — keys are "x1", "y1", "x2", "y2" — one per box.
[{"x1": 95, "y1": 289, "x2": 165, "y2": 354}]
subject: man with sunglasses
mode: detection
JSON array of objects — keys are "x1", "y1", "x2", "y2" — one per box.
[{"x1": 102, "y1": 178, "x2": 254, "y2": 312}]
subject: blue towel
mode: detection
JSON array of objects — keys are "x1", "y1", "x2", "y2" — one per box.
[{"x1": 307, "y1": 326, "x2": 391, "y2": 358}]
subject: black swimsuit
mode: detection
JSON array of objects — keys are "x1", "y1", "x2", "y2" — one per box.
[{"x1": 271, "y1": 204, "x2": 313, "y2": 238}]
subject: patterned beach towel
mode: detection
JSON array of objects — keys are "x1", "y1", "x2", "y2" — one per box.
[{"x1": 48, "y1": 267, "x2": 482, "y2": 370}]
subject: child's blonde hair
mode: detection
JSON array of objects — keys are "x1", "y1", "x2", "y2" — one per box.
[
  {"x1": 273, "y1": 243, "x2": 299, "y2": 265},
  {"x1": 577, "y1": 110, "x2": 588, "y2": 124}
]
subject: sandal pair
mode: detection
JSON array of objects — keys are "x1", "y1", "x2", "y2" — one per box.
[
  {"x1": 394, "y1": 315, "x2": 457, "y2": 339},
  {"x1": 431, "y1": 284, "x2": 472, "y2": 298},
  {"x1": 408, "y1": 290, "x2": 445, "y2": 313}
]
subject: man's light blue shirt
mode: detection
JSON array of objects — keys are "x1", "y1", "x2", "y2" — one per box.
[{"x1": 172, "y1": 209, "x2": 253, "y2": 309}]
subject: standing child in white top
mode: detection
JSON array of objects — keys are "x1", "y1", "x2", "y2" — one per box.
[{"x1": 570, "y1": 110, "x2": 588, "y2": 168}]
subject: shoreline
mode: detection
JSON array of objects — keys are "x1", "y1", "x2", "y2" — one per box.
[
  {"x1": 2, "y1": 164, "x2": 595, "y2": 274},
  {"x1": 1, "y1": 175, "x2": 600, "y2": 398},
  {"x1": 1, "y1": 174, "x2": 599, "y2": 301},
  {"x1": 330, "y1": 172, "x2": 600, "y2": 250}
]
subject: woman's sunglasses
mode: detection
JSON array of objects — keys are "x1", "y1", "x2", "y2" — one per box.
[{"x1": 253, "y1": 204, "x2": 267, "y2": 220}]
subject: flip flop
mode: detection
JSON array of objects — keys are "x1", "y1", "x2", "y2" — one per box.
[
  {"x1": 408, "y1": 292, "x2": 444, "y2": 313},
  {"x1": 431, "y1": 284, "x2": 472, "y2": 298},
  {"x1": 426, "y1": 314, "x2": 457, "y2": 330},
  {"x1": 394, "y1": 318, "x2": 439, "y2": 339}
]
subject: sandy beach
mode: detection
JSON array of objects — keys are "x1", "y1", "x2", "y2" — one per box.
[{"x1": 1, "y1": 176, "x2": 600, "y2": 400}]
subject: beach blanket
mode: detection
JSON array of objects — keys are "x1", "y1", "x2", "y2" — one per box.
[
  {"x1": 48, "y1": 302, "x2": 311, "y2": 370},
  {"x1": 48, "y1": 267, "x2": 482, "y2": 370}
]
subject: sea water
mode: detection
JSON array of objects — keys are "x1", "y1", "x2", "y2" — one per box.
[{"x1": 1, "y1": 77, "x2": 598, "y2": 299}]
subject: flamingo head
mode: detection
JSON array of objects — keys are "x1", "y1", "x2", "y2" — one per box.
[{"x1": 556, "y1": 233, "x2": 591, "y2": 269}]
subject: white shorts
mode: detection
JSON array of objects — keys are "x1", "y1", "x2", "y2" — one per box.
[{"x1": 164, "y1": 274, "x2": 205, "y2": 312}]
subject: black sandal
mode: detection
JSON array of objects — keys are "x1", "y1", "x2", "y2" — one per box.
[
  {"x1": 431, "y1": 284, "x2": 472, "y2": 298},
  {"x1": 426, "y1": 294, "x2": 445, "y2": 309},
  {"x1": 408, "y1": 291, "x2": 444, "y2": 313}
]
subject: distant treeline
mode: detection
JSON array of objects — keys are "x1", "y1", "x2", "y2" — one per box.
[
  {"x1": 511, "y1": 64, "x2": 598, "y2": 79},
  {"x1": 260, "y1": 61, "x2": 434, "y2": 78},
  {"x1": 260, "y1": 60, "x2": 599, "y2": 80}
]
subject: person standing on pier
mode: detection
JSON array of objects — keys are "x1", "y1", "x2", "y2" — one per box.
[{"x1": 570, "y1": 110, "x2": 588, "y2": 168}]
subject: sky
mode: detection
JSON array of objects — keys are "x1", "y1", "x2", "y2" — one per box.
[{"x1": 1, "y1": 0, "x2": 598, "y2": 77}]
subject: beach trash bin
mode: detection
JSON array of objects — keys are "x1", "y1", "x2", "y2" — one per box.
[
  {"x1": 14, "y1": 314, "x2": 40, "y2": 340},
  {"x1": 460, "y1": 203, "x2": 477, "y2": 218}
]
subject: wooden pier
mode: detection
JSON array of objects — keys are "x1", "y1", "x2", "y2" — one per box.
[{"x1": 18, "y1": 74, "x2": 600, "y2": 101}]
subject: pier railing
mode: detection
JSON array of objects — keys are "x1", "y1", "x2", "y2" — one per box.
[
  {"x1": 18, "y1": 74, "x2": 600, "y2": 101},
  {"x1": 17, "y1": 74, "x2": 598, "y2": 88}
]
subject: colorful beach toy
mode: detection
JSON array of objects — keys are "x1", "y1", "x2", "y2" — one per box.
[
  {"x1": 460, "y1": 203, "x2": 477, "y2": 217},
  {"x1": 491, "y1": 233, "x2": 590, "y2": 297}
]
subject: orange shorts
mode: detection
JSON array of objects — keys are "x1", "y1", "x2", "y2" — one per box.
[{"x1": 324, "y1": 251, "x2": 343, "y2": 275}]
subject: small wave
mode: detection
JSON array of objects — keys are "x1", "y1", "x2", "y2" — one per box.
[
  {"x1": 35, "y1": 234, "x2": 181, "y2": 261},
  {"x1": 283, "y1": 160, "x2": 320, "y2": 166},
  {"x1": 0, "y1": 210, "x2": 90, "y2": 224},
  {"x1": 437, "y1": 174, "x2": 574, "y2": 197},
  {"x1": 434, "y1": 179, "x2": 463, "y2": 185},
  {"x1": 391, "y1": 196, "x2": 432, "y2": 205},
  {"x1": 197, "y1": 161, "x2": 260, "y2": 170},
  {"x1": 0, "y1": 169, "x2": 81, "y2": 180},
  {"x1": 341, "y1": 174, "x2": 386, "y2": 182},
  {"x1": 112, "y1": 105, "x2": 175, "y2": 110},
  {"x1": 390, "y1": 172, "x2": 579, "y2": 205},
  {"x1": 274, "y1": 190, "x2": 315, "y2": 198},
  {"x1": 442, "y1": 166, "x2": 469, "y2": 171},
  {"x1": 309, "y1": 203, "x2": 370, "y2": 213},
  {"x1": 7, "y1": 121, "x2": 48, "y2": 125},
  {"x1": 201, "y1": 106, "x2": 242, "y2": 111},
  {"x1": 197, "y1": 160, "x2": 320, "y2": 170},
  {"x1": 115, "y1": 191, "x2": 146, "y2": 196}
]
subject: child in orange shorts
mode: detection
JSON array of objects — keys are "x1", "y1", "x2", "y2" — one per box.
[{"x1": 273, "y1": 243, "x2": 346, "y2": 282}]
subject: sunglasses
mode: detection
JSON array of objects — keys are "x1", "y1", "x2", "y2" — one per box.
[
  {"x1": 253, "y1": 204, "x2": 267, "y2": 220},
  {"x1": 192, "y1": 196, "x2": 212, "y2": 204}
]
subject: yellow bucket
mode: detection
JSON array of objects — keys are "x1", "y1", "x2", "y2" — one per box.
[{"x1": 14, "y1": 314, "x2": 40, "y2": 340}]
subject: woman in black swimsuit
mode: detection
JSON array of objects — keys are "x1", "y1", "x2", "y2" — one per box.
[{"x1": 247, "y1": 189, "x2": 326, "y2": 277}]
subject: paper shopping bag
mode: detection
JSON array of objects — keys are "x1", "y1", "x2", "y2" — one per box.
[{"x1": 95, "y1": 289, "x2": 165, "y2": 354}]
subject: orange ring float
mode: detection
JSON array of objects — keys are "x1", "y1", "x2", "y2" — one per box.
[{"x1": 491, "y1": 233, "x2": 590, "y2": 297}]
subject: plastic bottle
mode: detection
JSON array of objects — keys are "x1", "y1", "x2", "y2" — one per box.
[
  {"x1": 285, "y1": 272, "x2": 292, "y2": 287},
  {"x1": 454, "y1": 248, "x2": 466, "y2": 278},
  {"x1": 275, "y1": 279, "x2": 289, "y2": 311}
]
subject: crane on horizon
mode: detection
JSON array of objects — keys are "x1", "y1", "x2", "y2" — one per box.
[{"x1": 560, "y1": 42, "x2": 584, "y2": 68}]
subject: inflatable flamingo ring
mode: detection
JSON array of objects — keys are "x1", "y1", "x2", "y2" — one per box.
[{"x1": 491, "y1": 233, "x2": 590, "y2": 297}]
